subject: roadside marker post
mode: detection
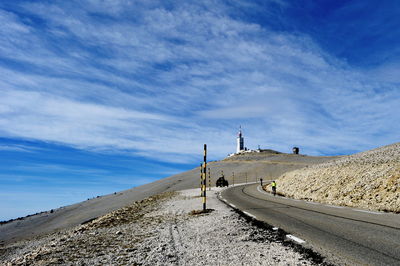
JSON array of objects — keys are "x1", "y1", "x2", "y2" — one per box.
[
  {"x1": 200, "y1": 163, "x2": 203, "y2": 196},
  {"x1": 201, "y1": 144, "x2": 207, "y2": 211},
  {"x1": 232, "y1": 172, "x2": 235, "y2": 186}
]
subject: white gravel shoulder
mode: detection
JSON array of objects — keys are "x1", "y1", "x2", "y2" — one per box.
[
  {"x1": 1, "y1": 188, "x2": 318, "y2": 265},
  {"x1": 140, "y1": 187, "x2": 314, "y2": 265}
]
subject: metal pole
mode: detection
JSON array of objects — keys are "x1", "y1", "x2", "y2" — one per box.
[
  {"x1": 202, "y1": 144, "x2": 207, "y2": 211},
  {"x1": 200, "y1": 163, "x2": 203, "y2": 196}
]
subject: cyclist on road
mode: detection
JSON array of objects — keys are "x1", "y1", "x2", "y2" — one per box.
[{"x1": 271, "y1": 180, "x2": 277, "y2": 196}]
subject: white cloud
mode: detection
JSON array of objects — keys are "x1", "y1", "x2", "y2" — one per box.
[
  {"x1": 0, "y1": 144, "x2": 35, "y2": 153},
  {"x1": 0, "y1": 0, "x2": 399, "y2": 163}
]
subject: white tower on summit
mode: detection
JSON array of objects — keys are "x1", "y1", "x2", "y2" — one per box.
[{"x1": 236, "y1": 126, "x2": 244, "y2": 153}]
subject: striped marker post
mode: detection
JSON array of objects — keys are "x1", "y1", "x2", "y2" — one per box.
[
  {"x1": 200, "y1": 163, "x2": 203, "y2": 196},
  {"x1": 202, "y1": 144, "x2": 207, "y2": 211}
]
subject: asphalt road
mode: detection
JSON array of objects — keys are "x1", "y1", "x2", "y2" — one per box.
[{"x1": 221, "y1": 183, "x2": 400, "y2": 266}]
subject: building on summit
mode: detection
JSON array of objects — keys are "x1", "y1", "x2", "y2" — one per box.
[
  {"x1": 229, "y1": 127, "x2": 299, "y2": 157},
  {"x1": 228, "y1": 126, "x2": 255, "y2": 157},
  {"x1": 236, "y1": 126, "x2": 244, "y2": 153}
]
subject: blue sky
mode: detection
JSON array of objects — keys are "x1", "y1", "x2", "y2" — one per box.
[{"x1": 1, "y1": 0, "x2": 399, "y2": 221}]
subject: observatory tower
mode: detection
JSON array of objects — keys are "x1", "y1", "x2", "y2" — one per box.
[{"x1": 236, "y1": 126, "x2": 244, "y2": 153}]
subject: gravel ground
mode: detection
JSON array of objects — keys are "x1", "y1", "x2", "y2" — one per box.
[{"x1": 1, "y1": 188, "x2": 324, "y2": 265}]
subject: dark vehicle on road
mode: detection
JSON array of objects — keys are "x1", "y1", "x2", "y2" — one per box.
[{"x1": 216, "y1": 176, "x2": 229, "y2": 187}]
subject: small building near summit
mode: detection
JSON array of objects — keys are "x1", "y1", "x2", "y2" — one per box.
[{"x1": 236, "y1": 126, "x2": 244, "y2": 153}]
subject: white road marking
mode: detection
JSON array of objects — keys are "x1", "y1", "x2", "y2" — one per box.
[
  {"x1": 272, "y1": 227, "x2": 279, "y2": 231},
  {"x1": 306, "y1": 202, "x2": 320, "y2": 205},
  {"x1": 229, "y1": 203, "x2": 237, "y2": 208},
  {"x1": 286, "y1": 234, "x2": 306, "y2": 244},
  {"x1": 257, "y1": 185, "x2": 270, "y2": 195},
  {"x1": 243, "y1": 211, "x2": 257, "y2": 219},
  {"x1": 232, "y1": 182, "x2": 259, "y2": 187},
  {"x1": 354, "y1": 209, "x2": 382, "y2": 215}
]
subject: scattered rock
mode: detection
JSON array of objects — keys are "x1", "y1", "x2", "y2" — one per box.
[{"x1": 266, "y1": 143, "x2": 400, "y2": 213}]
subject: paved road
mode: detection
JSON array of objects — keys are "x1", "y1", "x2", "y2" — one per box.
[{"x1": 221, "y1": 184, "x2": 400, "y2": 266}]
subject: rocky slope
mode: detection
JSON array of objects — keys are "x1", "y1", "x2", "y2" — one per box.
[{"x1": 265, "y1": 143, "x2": 400, "y2": 213}]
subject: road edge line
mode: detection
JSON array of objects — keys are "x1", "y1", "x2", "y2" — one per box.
[
  {"x1": 286, "y1": 234, "x2": 306, "y2": 244},
  {"x1": 243, "y1": 211, "x2": 257, "y2": 219}
]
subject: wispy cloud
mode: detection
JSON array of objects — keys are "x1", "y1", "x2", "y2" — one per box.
[
  {"x1": 0, "y1": 0, "x2": 399, "y2": 164},
  {"x1": 0, "y1": 144, "x2": 37, "y2": 153},
  {"x1": 1, "y1": 0, "x2": 400, "y2": 221}
]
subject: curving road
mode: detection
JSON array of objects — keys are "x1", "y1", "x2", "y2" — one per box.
[{"x1": 221, "y1": 183, "x2": 400, "y2": 266}]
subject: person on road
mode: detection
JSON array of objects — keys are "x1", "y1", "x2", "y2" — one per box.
[{"x1": 271, "y1": 180, "x2": 277, "y2": 196}]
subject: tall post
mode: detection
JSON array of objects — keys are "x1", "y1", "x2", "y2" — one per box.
[
  {"x1": 202, "y1": 144, "x2": 207, "y2": 211},
  {"x1": 232, "y1": 172, "x2": 235, "y2": 186},
  {"x1": 200, "y1": 163, "x2": 203, "y2": 196}
]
